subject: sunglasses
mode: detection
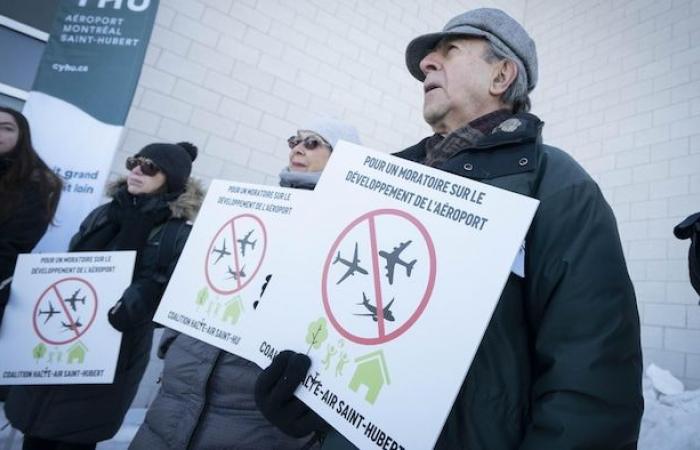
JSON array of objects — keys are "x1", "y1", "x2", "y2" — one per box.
[
  {"x1": 287, "y1": 135, "x2": 331, "y2": 151},
  {"x1": 125, "y1": 156, "x2": 160, "y2": 176}
]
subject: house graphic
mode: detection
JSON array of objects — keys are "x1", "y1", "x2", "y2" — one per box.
[
  {"x1": 348, "y1": 350, "x2": 391, "y2": 405},
  {"x1": 66, "y1": 341, "x2": 88, "y2": 364},
  {"x1": 221, "y1": 296, "x2": 243, "y2": 324}
]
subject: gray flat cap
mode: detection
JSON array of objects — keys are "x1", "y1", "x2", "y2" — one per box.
[{"x1": 405, "y1": 8, "x2": 538, "y2": 91}]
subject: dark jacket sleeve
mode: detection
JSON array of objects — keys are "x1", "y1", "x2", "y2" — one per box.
[
  {"x1": 109, "y1": 222, "x2": 191, "y2": 331},
  {"x1": 0, "y1": 187, "x2": 51, "y2": 326},
  {"x1": 157, "y1": 327, "x2": 180, "y2": 359},
  {"x1": 68, "y1": 202, "x2": 115, "y2": 252},
  {"x1": 520, "y1": 180, "x2": 643, "y2": 449}
]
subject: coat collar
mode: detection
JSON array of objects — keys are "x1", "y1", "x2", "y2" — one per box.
[
  {"x1": 107, "y1": 177, "x2": 204, "y2": 221},
  {"x1": 395, "y1": 113, "x2": 544, "y2": 181}
]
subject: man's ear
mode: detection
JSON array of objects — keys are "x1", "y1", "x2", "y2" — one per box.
[{"x1": 490, "y1": 59, "x2": 518, "y2": 96}]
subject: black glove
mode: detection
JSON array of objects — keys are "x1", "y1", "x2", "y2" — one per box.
[
  {"x1": 255, "y1": 350, "x2": 331, "y2": 438},
  {"x1": 674, "y1": 212, "x2": 700, "y2": 298},
  {"x1": 107, "y1": 299, "x2": 128, "y2": 331},
  {"x1": 107, "y1": 278, "x2": 162, "y2": 332}
]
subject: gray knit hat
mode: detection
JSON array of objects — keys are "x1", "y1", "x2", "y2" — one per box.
[
  {"x1": 405, "y1": 8, "x2": 538, "y2": 91},
  {"x1": 300, "y1": 117, "x2": 361, "y2": 150}
]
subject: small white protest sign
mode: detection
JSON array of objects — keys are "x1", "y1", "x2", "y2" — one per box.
[
  {"x1": 153, "y1": 180, "x2": 310, "y2": 359},
  {"x1": 0, "y1": 251, "x2": 134, "y2": 384},
  {"x1": 247, "y1": 142, "x2": 539, "y2": 450}
]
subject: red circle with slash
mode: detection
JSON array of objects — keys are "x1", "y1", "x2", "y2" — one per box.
[
  {"x1": 321, "y1": 209, "x2": 436, "y2": 345},
  {"x1": 33, "y1": 277, "x2": 98, "y2": 345},
  {"x1": 205, "y1": 213, "x2": 267, "y2": 295}
]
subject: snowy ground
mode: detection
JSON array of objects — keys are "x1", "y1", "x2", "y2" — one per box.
[
  {"x1": 639, "y1": 371, "x2": 700, "y2": 450},
  {"x1": 2, "y1": 367, "x2": 699, "y2": 450}
]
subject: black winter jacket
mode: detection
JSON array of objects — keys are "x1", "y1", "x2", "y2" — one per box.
[
  {"x1": 4, "y1": 179, "x2": 204, "y2": 444},
  {"x1": 323, "y1": 113, "x2": 643, "y2": 450},
  {"x1": 0, "y1": 180, "x2": 53, "y2": 327}
]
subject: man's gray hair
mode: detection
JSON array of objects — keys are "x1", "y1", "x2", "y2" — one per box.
[{"x1": 482, "y1": 42, "x2": 531, "y2": 113}]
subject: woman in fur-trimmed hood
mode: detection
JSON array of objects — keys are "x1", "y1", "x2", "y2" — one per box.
[
  {"x1": 5, "y1": 142, "x2": 205, "y2": 450},
  {"x1": 130, "y1": 118, "x2": 361, "y2": 450}
]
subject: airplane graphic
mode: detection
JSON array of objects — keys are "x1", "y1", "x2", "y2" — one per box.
[
  {"x1": 61, "y1": 317, "x2": 83, "y2": 332},
  {"x1": 333, "y1": 242, "x2": 369, "y2": 285},
  {"x1": 378, "y1": 240, "x2": 417, "y2": 285},
  {"x1": 64, "y1": 289, "x2": 86, "y2": 312},
  {"x1": 354, "y1": 292, "x2": 396, "y2": 322},
  {"x1": 237, "y1": 230, "x2": 257, "y2": 257},
  {"x1": 211, "y1": 239, "x2": 231, "y2": 265},
  {"x1": 226, "y1": 265, "x2": 246, "y2": 280},
  {"x1": 38, "y1": 302, "x2": 60, "y2": 324}
]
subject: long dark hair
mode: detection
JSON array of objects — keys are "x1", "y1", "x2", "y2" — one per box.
[{"x1": 0, "y1": 107, "x2": 62, "y2": 223}]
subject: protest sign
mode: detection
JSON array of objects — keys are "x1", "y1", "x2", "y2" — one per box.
[
  {"x1": 0, "y1": 251, "x2": 135, "y2": 384},
  {"x1": 153, "y1": 180, "x2": 310, "y2": 359},
  {"x1": 247, "y1": 142, "x2": 539, "y2": 449}
]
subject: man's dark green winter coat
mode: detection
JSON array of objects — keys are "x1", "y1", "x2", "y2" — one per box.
[{"x1": 323, "y1": 113, "x2": 643, "y2": 450}]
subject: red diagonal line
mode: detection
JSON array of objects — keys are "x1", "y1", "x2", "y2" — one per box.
[
  {"x1": 229, "y1": 221, "x2": 242, "y2": 290},
  {"x1": 368, "y1": 216, "x2": 385, "y2": 338},
  {"x1": 52, "y1": 285, "x2": 81, "y2": 339}
]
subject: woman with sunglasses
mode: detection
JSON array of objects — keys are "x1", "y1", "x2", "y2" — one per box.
[
  {"x1": 131, "y1": 118, "x2": 360, "y2": 450},
  {"x1": 5, "y1": 142, "x2": 204, "y2": 450},
  {"x1": 279, "y1": 118, "x2": 359, "y2": 190},
  {"x1": 0, "y1": 107, "x2": 62, "y2": 329}
]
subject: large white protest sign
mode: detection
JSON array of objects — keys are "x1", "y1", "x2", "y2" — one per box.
[
  {"x1": 153, "y1": 180, "x2": 310, "y2": 358},
  {"x1": 246, "y1": 142, "x2": 539, "y2": 450},
  {"x1": 0, "y1": 251, "x2": 135, "y2": 385}
]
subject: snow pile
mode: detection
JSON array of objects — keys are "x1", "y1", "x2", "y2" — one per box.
[
  {"x1": 639, "y1": 364, "x2": 700, "y2": 450},
  {"x1": 645, "y1": 364, "x2": 685, "y2": 395}
]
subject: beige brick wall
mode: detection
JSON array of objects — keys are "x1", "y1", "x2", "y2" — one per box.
[
  {"x1": 116, "y1": 0, "x2": 524, "y2": 187},
  {"x1": 527, "y1": 0, "x2": 700, "y2": 388}
]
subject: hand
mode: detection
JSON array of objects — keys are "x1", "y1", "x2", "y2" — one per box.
[
  {"x1": 107, "y1": 299, "x2": 127, "y2": 331},
  {"x1": 255, "y1": 350, "x2": 330, "y2": 438}
]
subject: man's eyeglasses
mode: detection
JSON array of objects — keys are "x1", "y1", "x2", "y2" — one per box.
[
  {"x1": 125, "y1": 156, "x2": 160, "y2": 176},
  {"x1": 287, "y1": 135, "x2": 331, "y2": 151}
]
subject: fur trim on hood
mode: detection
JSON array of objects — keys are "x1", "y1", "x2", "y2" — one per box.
[{"x1": 107, "y1": 178, "x2": 205, "y2": 222}]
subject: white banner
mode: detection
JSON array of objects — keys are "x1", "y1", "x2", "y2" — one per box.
[
  {"x1": 0, "y1": 251, "x2": 135, "y2": 385},
  {"x1": 153, "y1": 180, "x2": 311, "y2": 359},
  {"x1": 25, "y1": 92, "x2": 122, "y2": 251}
]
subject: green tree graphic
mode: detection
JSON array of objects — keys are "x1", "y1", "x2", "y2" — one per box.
[
  {"x1": 306, "y1": 317, "x2": 328, "y2": 354},
  {"x1": 33, "y1": 342, "x2": 47, "y2": 361},
  {"x1": 195, "y1": 287, "x2": 209, "y2": 309}
]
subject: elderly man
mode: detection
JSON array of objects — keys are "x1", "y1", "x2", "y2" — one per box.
[{"x1": 255, "y1": 8, "x2": 643, "y2": 450}]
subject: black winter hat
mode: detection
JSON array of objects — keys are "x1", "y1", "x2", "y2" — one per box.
[{"x1": 136, "y1": 141, "x2": 197, "y2": 193}]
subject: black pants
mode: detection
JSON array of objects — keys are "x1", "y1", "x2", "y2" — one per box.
[{"x1": 23, "y1": 436, "x2": 96, "y2": 450}]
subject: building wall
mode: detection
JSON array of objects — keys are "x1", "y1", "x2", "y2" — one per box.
[
  {"x1": 0, "y1": 0, "x2": 57, "y2": 108},
  {"x1": 527, "y1": 0, "x2": 700, "y2": 388},
  {"x1": 114, "y1": 0, "x2": 524, "y2": 186}
]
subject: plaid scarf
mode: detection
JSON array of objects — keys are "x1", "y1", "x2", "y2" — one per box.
[{"x1": 423, "y1": 109, "x2": 513, "y2": 167}]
